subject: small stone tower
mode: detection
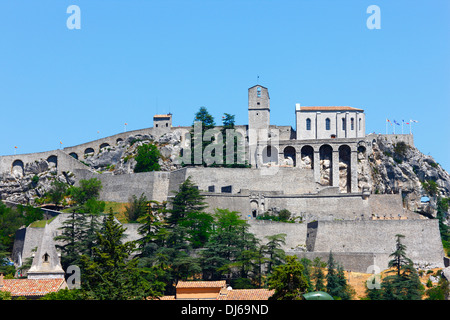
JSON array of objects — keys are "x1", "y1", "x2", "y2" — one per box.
[
  {"x1": 248, "y1": 85, "x2": 270, "y2": 166},
  {"x1": 153, "y1": 113, "x2": 173, "y2": 137},
  {"x1": 27, "y1": 224, "x2": 65, "y2": 279}
]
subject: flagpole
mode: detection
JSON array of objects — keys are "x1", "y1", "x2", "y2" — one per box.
[{"x1": 401, "y1": 121, "x2": 404, "y2": 134}]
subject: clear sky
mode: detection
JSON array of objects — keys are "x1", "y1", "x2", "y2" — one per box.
[{"x1": 1, "y1": 1, "x2": 449, "y2": 171}]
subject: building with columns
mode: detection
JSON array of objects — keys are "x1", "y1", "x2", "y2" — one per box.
[{"x1": 249, "y1": 85, "x2": 366, "y2": 194}]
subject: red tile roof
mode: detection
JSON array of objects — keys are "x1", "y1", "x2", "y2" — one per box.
[
  {"x1": 176, "y1": 280, "x2": 226, "y2": 289},
  {"x1": 159, "y1": 281, "x2": 274, "y2": 300},
  {"x1": 1, "y1": 278, "x2": 66, "y2": 297},
  {"x1": 300, "y1": 106, "x2": 363, "y2": 111},
  {"x1": 218, "y1": 289, "x2": 274, "y2": 300}
]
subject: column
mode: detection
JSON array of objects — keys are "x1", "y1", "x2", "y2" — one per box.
[
  {"x1": 313, "y1": 150, "x2": 320, "y2": 183},
  {"x1": 332, "y1": 149, "x2": 340, "y2": 188},
  {"x1": 351, "y1": 150, "x2": 358, "y2": 193}
]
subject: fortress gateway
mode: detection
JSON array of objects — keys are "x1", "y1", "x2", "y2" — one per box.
[{"x1": 4, "y1": 85, "x2": 446, "y2": 275}]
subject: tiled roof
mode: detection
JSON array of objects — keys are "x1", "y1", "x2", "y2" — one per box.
[
  {"x1": 218, "y1": 289, "x2": 274, "y2": 300},
  {"x1": 300, "y1": 106, "x2": 363, "y2": 111},
  {"x1": 176, "y1": 280, "x2": 226, "y2": 288},
  {"x1": 1, "y1": 278, "x2": 66, "y2": 297}
]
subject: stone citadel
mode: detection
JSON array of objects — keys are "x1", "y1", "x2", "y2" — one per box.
[{"x1": 3, "y1": 85, "x2": 448, "y2": 275}]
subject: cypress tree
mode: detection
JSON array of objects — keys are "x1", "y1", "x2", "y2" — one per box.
[{"x1": 326, "y1": 251, "x2": 340, "y2": 297}]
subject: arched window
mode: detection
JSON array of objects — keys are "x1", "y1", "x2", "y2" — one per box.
[
  {"x1": 325, "y1": 118, "x2": 331, "y2": 130},
  {"x1": 359, "y1": 118, "x2": 362, "y2": 131},
  {"x1": 257, "y1": 87, "x2": 261, "y2": 97},
  {"x1": 351, "y1": 118, "x2": 355, "y2": 130},
  {"x1": 306, "y1": 118, "x2": 311, "y2": 131}
]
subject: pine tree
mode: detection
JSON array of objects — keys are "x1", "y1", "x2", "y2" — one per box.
[
  {"x1": 326, "y1": 251, "x2": 340, "y2": 297},
  {"x1": 55, "y1": 211, "x2": 87, "y2": 270},
  {"x1": 313, "y1": 257, "x2": 326, "y2": 292},
  {"x1": 268, "y1": 255, "x2": 309, "y2": 300},
  {"x1": 80, "y1": 208, "x2": 160, "y2": 300},
  {"x1": 167, "y1": 177, "x2": 209, "y2": 247},
  {"x1": 380, "y1": 234, "x2": 424, "y2": 300},
  {"x1": 264, "y1": 233, "x2": 286, "y2": 275}
]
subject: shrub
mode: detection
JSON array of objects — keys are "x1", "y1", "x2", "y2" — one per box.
[{"x1": 134, "y1": 143, "x2": 161, "y2": 173}]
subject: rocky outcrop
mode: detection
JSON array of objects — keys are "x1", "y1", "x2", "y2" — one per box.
[
  {"x1": 367, "y1": 135, "x2": 450, "y2": 217},
  {"x1": 82, "y1": 131, "x2": 184, "y2": 175},
  {"x1": 0, "y1": 159, "x2": 74, "y2": 204}
]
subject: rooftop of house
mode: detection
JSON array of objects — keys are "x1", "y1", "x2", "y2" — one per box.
[
  {"x1": 0, "y1": 275, "x2": 67, "y2": 298},
  {"x1": 161, "y1": 280, "x2": 274, "y2": 300}
]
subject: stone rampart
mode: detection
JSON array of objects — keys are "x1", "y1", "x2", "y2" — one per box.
[{"x1": 306, "y1": 219, "x2": 444, "y2": 269}]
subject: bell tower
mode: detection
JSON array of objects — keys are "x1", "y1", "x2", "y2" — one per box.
[{"x1": 248, "y1": 85, "x2": 270, "y2": 166}]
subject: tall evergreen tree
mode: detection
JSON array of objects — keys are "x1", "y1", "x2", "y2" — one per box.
[
  {"x1": 268, "y1": 255, "x2": 309, "y2": 300},
  {"x1": 80, "y1": 209, "x2": 160, "y2": 300},
  {"x1": 326, "y1": 251, "x2": 340, "y2": 297},
  {"x1": 380, "y1": 234, "x2": 424, "y2": 300},
  {"x1": 312, "y1": 257, "x2": 326, "y2": 292}
]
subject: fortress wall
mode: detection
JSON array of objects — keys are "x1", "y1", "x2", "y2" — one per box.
[
  {"x1": 367, "y1": 133, "x2": 415, "y2": 148},
  {"x1": 247, "y1": 220, "x2": 308, "y2": 251},
  {"x1": 62, "y1": 128, "x2": 155, "y2": 159},
  {"x1": 310, "y1": 219, "x2": 445, "y2": 268},
  {"x1": 267, "y1": 194, "x2": 372, "y2": 221},
  {"x1": 202, "y1": 194, "x2": 250, "y2": 216},
  {"x1": 294, "y1": 251, "x2": 384, "y2": 273},
  {"x1": 368, "y1": 193, "x2": 406, "y2": 218},
  {"x1": 183, "y1": 167, "x2": 317, "y2": 195},
  {"x1": 73, "y1": 170, "x2": 171, "y2": 203},
  {"x1": 0, "y1": 150, "x2": 61, "y2": 174}
]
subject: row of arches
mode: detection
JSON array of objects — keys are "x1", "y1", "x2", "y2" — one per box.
[
  {"x1": 68, "y1": 138, "x2": 124, "y2": 160},
  {"x1": 259, "y1": 143, "x2": 366, "y2": 193},
  {"x1": 11, "y1": 155, "x2": 58, "y2": 177}
]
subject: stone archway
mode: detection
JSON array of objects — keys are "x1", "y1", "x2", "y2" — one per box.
[
  {"x1": 319, "y1": 144, "x2": 333, "y2": 186},
  {"x1": 283, "y1": 146, "x2": 296, "y2": 167},
  {"x1": 84, "y1": 148, "x2": 95, "y2": 157},
  {"x1": 12, "y1": 159, "x2": 24, "y2": 177},
  {"x1": 339, "y1": 145, "x2": 351, "y2": 193},
  {"x1": 100, "y1": 143, "x2": 110, "y2": 150},
  {"x1": 250, "y1": 200, "x2": 258, "y2": 218},
  {"x1": 300, "y1": 145, "x2": 314, "y2": 169},
  {"x1": 47, "y1": 155, "x2": 58, "y2": 168}
]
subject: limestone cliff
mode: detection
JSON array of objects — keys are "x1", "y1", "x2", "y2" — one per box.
[{"x1": 366, "y1": 135, "x2": 450, "y2": 217}]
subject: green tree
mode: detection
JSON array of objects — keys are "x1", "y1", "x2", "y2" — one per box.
[
  {"x1": 268, "y1": 255, "x2": 309, "y2": 300},
  {"x1": 194, "y1": 106, "x2": 215, "y2": 129},
  {"x1": 264, "y1": 233, "x2": 286, "y2": 274},
  {"x1": 0, "y1": 201, "x2": 24, "y2": 252},
  {"x1": 167, "y1": 177, "x2": 209, "y2": 248},
  {"x1": 40, "y1": 288, "x2": 84, "y2": 300},
  {"x1": 55, "y1": 210, "x2": 87, "y2": 270},
  {"x1": 326, "y1": 251, "x2": 340, "y2": 297},
  {"x1": 134, "y1": 143, "x2": 161, "y2": 173},
  {"x1": 125, "y1": 193, "x2": 149, "y2": 223},
  {"x1": 69, "y1": 178, "x2": 103, "y2": 205},
  {"x1": 381, "y1": 234, "x2": 424, "y2": 300},
  {"x1": 184, "y1": 107, "x2": 217, "y2": 167},
  {"x1": 201, "y1": 209, "x2": 252, "y2": 280},
  {"x1": 436, "y1": 197, "x2": 450, "y2": 256},
  {"x1": 46, "y1": 180, "x2": 68, "y2": 205},
  {"x1": 312, "y1": 257, "x2": 326, "y2": 292},
  {"x1": 80, "y1": 209, "x2": 161, "y2": 300}
]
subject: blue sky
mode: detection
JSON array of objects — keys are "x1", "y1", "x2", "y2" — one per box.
[{"x1": 1, "y1": 0, "x2": 449, "y2": 171}]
